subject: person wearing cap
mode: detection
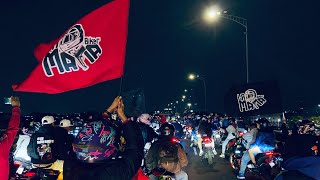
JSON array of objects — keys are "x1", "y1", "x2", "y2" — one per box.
[
  {"x1": 59, "y1": 119, "x2": 76, "y2": 160},
  {"x1": 27, "y1": 115, "x2": 68, "y2": 170},
  {"x1": 0, "y1": 97, "x2": 21, "y2": 180}
]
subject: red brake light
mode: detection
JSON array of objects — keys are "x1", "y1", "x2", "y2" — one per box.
[
  {"x1": 264, "y1": 151, "x2": 280, "y2": 156},
  {"x1": 171, "y1": 138, "x2": 179, "y2": 143},
  {"x1": 238, "y1": 131, "x2": 244, "y2": 136},
  {"x1": 188, "y1": 127, "x2": 192, "y2": 130},
  {"x1": 264, "y1": 152, "x2": 273, "y2": 156},
  {"x1": 203, "y1": 137, "x2": 211, "y2": 142},
  {"x1": 14, "y1": 162, "x2": 21, "y2": 166},
  {"x1": 25, "y1": 172, "x2": 36, "y2": 177}
]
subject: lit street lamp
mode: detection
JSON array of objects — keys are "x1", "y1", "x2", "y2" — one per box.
[
  {"x1": 203, "y1": 6, "x2": 249, "y2": 83},
  {"x1": 188, "y1": 73, "x2": 207, "y2": 112},
  {"x1": 187, "y1": 103, "x2": 192, "y2": 111}
]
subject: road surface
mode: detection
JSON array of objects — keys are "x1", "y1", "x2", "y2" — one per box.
[{"x1": 183, "y1": 139, "x2": 238, "y2": 180}]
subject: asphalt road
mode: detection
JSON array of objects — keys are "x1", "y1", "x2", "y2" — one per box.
[{"x1": 183, "y1": 139, "x2": 238, "y2": 180}]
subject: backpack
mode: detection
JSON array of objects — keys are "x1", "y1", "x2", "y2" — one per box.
[
  {"x1": 158, "y1": 140, "x2": 179, "y2": 163},
  {"x1": 27, "y1": 127, "x2": 56, "y2": 164}
]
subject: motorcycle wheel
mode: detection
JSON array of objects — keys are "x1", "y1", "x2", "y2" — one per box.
[
  {"x1": 256, "y1": 155, "x2": 272, "y2": 180},
  {"x1": 207, "y1": 150, "x2": 213, "y2": 165},
  {"x1": 229, "y1": 153, "x2": 239, "y2": 170}
]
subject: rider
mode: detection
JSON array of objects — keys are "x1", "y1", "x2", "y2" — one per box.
[
  {"x1": 0, "y1": 97, "x2": 21, "y2": 180},
  {"x1": 63, "y1": 96, "x2": 145, "y2": 179},
  {"x1": 137, "y1": 113, "x2": 158, "y2": 145},
  {"x1": 198, "y1": 117, "x2": 215, "y2": 156},
  {"x1": 171, "y1": 118, "x2": 184, "y2": 139},
  {"x1": 237, "y1": 118, "x2": 275, "y2": 179},
  {"x1": 27, "y1": 115, "x2": 68, "y2": 174},
  {"x1": 146, "y1": 122, "x2": 188, "y2": 180},
  {"x1": 220, "y1": 118, "x2": 237, "y2": 158},
  {"x1": 59, "y1": 119, "x2": 76, "y2": 160},
  {"x1": 274, "y1": 120, "x2": 320, "y2": 180}
]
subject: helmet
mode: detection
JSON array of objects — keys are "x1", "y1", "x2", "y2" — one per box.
[
  {"x1": 138, "y1": 114, "x2": 151, "y2": 125},
  {"x1": 59, "y1": 119, "x2": 74, "y2": 127},
  {"x1": 73, "y1": 120, "x2": 118, "y2": 163},
  {"x1": 256, "y1": 118, "x2": 270, "y2": 130},
  {"x1": 297, "y1": 120, "x2": 315, "y2": 135},
  {"x1": 160, "y1": 123, "x2": 175, "y2": 136},
  {"x1": 228, "y1": 117, "x2": 236, "y2": 124},
  {"x1": 41, "y1": 116, "x2": 55, "y2": 125}
]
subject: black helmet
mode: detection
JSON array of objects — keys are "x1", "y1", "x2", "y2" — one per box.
[
  {"x1": 160, "y1": 123, "x2": 175, "y2": 136},
  {"x1": 228, "y1": 117, "x2": 236, "y2": 124},
  {"x1": 256, "y1": 118, "x2": 270, "y2": 130}
]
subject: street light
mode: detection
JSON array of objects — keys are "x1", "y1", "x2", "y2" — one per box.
[
  {"x1": 187, "y1": 103, "x2": 192, "y2": 111},
  {"x1": 203, "y1": 6, "x2": 249, "y2": 83},
  {"x1": 188, "y1": 73, "x2": 207, "y2": 112}
]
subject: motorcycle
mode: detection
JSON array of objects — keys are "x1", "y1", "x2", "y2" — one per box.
[
  {"x1": 183, "y1": 126, "x2": 192, "y2": 139},
  {"x1": 229, "y1": 131, "x2": 247, "y2": 171},
  {"x1": 16, "y1": 167, "x2": 61, "y2": 180},
  {"x1": 212, "y1": 129, "x2": 221, "y2": 145},
  {"x1": 245, "y1": 150, "x2": 283, "y2": 180},
  {"x1": 201, "y1": 135, "x2": 215, "y2": 165},
  {"x1": 150, "y1": 167, "x2": 176, "y2": 180}
]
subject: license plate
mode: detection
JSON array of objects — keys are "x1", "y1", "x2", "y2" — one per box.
[
  {"x1": 205, "y1": 143, "x2": 212, "y2": 147},
  {"x1": 215, "y1": 134, "x2": 220, "y2": 138},
  {"x1": 188, "y1": 130, "x2": 192, "y2": 132}
]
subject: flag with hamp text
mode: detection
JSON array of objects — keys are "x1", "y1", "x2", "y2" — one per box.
[{"x1": 12, "y1": 0, "x2": 130, "y2": 94}]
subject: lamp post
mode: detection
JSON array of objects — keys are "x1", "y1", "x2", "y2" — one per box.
[
  {"x1": 188, "y1": 74, "x2": 207, "y2": 112},
  {"x1": 187, "y1": 103, "x2": 192, "y2": 112},
  {"x1": 203, "y1": 7, "x2": 249, "y2": 83}
]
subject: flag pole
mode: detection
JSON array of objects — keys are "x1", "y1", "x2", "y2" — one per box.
[{"x1": 118, "y1": 76, "x2": 124, "y2": 96}]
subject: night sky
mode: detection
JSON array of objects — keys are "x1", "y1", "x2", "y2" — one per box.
[{"x1": 0, "y1": 0, "x2": 319, "y2": 114}]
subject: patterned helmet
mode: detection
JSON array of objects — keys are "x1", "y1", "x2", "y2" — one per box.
[{"x1": 73, "y1": 120, "x2": 118, "y2": 163}]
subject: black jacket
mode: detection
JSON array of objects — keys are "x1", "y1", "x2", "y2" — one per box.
[
  {"x1": 27, "y1": 124, "x2": 68, "y2": 164},
  {"x1": 63, "y1": 121, "x2": 144, "y2": 180},
  {"x1": 138, "y1": 123, "x2": 158, "y2": 145}
]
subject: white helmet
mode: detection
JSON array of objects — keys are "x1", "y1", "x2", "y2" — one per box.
[
  {"x1": 41, "y1": 116, "x2": 55, "y2": 125},
  {"x1": 138, "y1": 114, "x2": 151, "y2": 125},
  {"x1": 59, "y1": 119, "x2": 74, "y2": 127}
]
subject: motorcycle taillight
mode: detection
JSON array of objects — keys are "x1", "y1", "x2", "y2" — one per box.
[
  {"x1": 264, "y1": 151, "x2": 280, "y2": 156},
  {"x1": 25, "y1": 172, "x2": 36, "y2": 177},
  {"x1": 203, "y1": 137, "x2": 211, "y2": 143},
  {"x1": 171, "y1": 138, "x2": 179, "y2": 143}
]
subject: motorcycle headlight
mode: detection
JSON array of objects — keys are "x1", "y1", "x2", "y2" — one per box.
[{"x1": 235, "y1": 150, "x2": 241, "y2": 154}]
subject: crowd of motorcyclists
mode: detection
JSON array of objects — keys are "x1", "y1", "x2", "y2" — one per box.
[{"x1": 1, "y1": 96, "x2": 320, "y2": 180}]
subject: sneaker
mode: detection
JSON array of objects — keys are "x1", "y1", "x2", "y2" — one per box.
[
  {"x1": 199, "y1": 151, "x2": 204, "y2": 156},
  {"x1": 219, "y1": 154, "x2": 225, "y2": 158},
  {"x1": 212, "y1": 149, "x2": 217, "y2": 155},
  {"x1": 247, "y1": 164, "x2": 258, "y2": 169},
  {"x1": 237, "y1": 173, "x2": 245, "y2": 179}
]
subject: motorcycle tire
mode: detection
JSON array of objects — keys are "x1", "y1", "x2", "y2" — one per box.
[
  {"x1": 256, "y1": 155, "x2": 272, "y2": 180},
  {"x1": 229, "y1": 153, "x2": 239, "y2": 170},
  {"x1": 207, "y1": 150, "x2": 214, "y2": 165}
]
